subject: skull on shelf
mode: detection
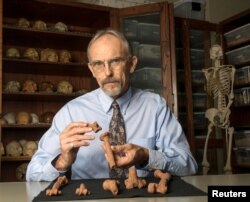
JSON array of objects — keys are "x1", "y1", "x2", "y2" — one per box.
[
  {"x1": 19, "y1": 139, "x2": 27, "y2": 148},
  {"x1": 0, "y1": 141, "x2": 5, "y2": 156},
  {"x1": 53, "y1": 22, "x2": 68, "y2": 32},
  {"x1": 23, "y1": 141, "x2": 37, "y2": 157},
  {"x1": 3, "y1": 112, "x2": 16, "y2": 124},
  {"x1": 30, "y1": 113, "x2": 40, "y2": 124},
  {"x1": 38, "y1": 81, "x2": 54, "y2": 92},
  {"x1": 16, "y1": 163, "x2": 28, "y2": 181},
  {"x1": 16, "y1": 112, "x2": 31, "y2": 125},
  {"x1": 6, "y1": 47, "x2": 21, "y2": 58},
  {"x1": 32, "y1": 20, "x2": 47, "y2": 30},
  {"x1": 59, "y1": 50, "x2": 72, "y2": 64},
  {"x1": 4, "y1": 80, "x2": 21, "y2": 92},
  {"x1": 17, "y1": 18, "x2": 30, "y2": 28},
  {"x1": 23, "y1": 48, "x2": 39, "y2": 61},
  {"x1": 22, "y1": 79, "x2": 38, "y2": 93},
  {"x1": 57, "y1": 80, "x2": 73, "y2": 94},
  {"x1": 6, "y1": 141, "x2": 23, "y2": 157},
  {"x1": 40, "y1": 112, "x2": 55, "y2": 124},
  {"x1": 40, "y1": 48, "x2": 58, "y2": 62}
]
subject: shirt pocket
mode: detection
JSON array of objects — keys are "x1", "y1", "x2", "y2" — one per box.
[{"x1": 129, "y1": 137, "x2": 155, "y2": 149}]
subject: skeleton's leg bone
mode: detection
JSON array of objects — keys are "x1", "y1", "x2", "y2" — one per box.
[
  {"x1": 224, "y1": 127, "x2": 234, "y2": 173},
  {"x1": 202, "y1": 122, "x2": 213, "y2": 174}
]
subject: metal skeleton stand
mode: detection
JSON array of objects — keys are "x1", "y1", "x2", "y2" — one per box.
[{"x1": 202, "y1": 44, "x2": 235, "y2": 174}]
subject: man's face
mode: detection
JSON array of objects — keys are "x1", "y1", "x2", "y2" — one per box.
[{"x1": 88, "y1": 34, "x2": 137, "y2": 98}]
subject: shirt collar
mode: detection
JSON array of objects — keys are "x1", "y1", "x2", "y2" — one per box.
[{"x1": 98, "y1": 87, "x2": 132, "y2": 115}]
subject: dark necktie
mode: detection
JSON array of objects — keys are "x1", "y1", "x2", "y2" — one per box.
[
  {"x1": 109, "y1": 100, "x2": 126, "y2": 178},
  {"x1": 109, "y1": 100, "x2": 126, "y2": 145}
]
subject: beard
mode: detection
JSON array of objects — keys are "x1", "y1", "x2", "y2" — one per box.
[{"x1": 100, "y1": 77, "x2": 122, "y2": 98}]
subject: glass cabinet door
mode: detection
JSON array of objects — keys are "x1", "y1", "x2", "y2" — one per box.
[{"x1": 117, "y1": 2, "x2": 177, "y2": 116}]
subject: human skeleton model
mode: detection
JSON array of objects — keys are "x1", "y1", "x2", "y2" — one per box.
[{"x1": 202, "y1": 44, "x2": 235, "y2": 174}]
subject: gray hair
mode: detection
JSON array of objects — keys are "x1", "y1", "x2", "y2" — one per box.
[{"x1": 87, "y1": 28, "x2": 132, "y2": 61}]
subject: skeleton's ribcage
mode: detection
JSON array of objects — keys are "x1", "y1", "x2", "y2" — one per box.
[{"x1": 206, "y1": 66, "x2": 232, "y2": 98}]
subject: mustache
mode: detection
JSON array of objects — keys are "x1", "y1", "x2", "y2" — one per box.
[{"x1": 101, "y1": 77, "x2": 120, "y2": 85}]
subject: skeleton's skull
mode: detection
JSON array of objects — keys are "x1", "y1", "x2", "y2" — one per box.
[
  {"x1": 40, "y1": 112, "x2": 55, "y2": 124},
  {"x1": 23, "y1": 48, "x2": 39, "y2": 61},
  {"x1": 32, "y1": 20, "x2": 47, "y2": 30},
  {"x1": 59, "y1": 50, "x2": 71, "y2": 64},
  {"x1": 40, "y1": 48, "x2": 58, "y2": 62},
  {"x1": 210, "y1": 44, "x2": 223, "y2": 60},
  {"x1": 30, "y1": 113, "x2": 40, "y2": 124},
  {"x1": 54, "y1": 22, "x2": 68, "y2": 32},
  {"x1": 16, "y1": 163, "x2": 28, "y2": 181},
  {"x1": 22, "y1": 79, "x2": 38, "y2": 92},
  {"x1": 6, "y1": 141, "x2": 22, "y2": 157},
  {"x1": 38, "y1": 81, "x2": 54, "y2": 92},
  {"x1": 16, "y1": 112, "x2": 31, "y2": 125},
  {"x1": 3, "y1": 112, "x2": 16, "y2": 124},
  {"x1": 6, "y1": 48, "x2": 21, "y2": 58},
  {"x1": 23, "y1": 141, "x2": 37, "y2": 157},
  {"x1": 4, "y1": 81, "x2": 21, "y2": 92},
  {"x1": 57, "y1": 80, "x2": 73, "y2": 94},
  {"x1": 17, "y1": 18, "x2": 30, "y2": 28},
  {"x1": 0, "y1": 141, "x2": 5, "y2": 156}
]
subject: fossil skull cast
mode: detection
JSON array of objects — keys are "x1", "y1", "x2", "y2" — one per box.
[
  {"x1": 23, "y1": 48, "x2": 39, "y2": 61},
  {"x1": 22, "y1": 79, "x2": 38, "y2": 93},
  {"x1": 38, "y1": 81, "x2": 55, "y2": 92},
  {"x1": 16, "y1": 112, "x2": 31, "y2": 125},
  {"x1": 4, "y1": 80, "x2": 21, "y2": 93},
  {"x1": 17, "y1": 18, "x2": 30, "y2": 28},
  {"x1": 6, "y1": 47, "x2": 21, "y2": 58},
  {"x1": 40, "y1": 48, "x2": 58, "y2": 63},
  {"x1": 23, "y1": 141, "x2": 38, "y2": 157},
  {"x1": 6, "y1": 141, "x2": 23, "y2": 157},
  {"x1": 0, "y1": 141, "x2": 5, "y2": 156},
  {"x1": 40, "y1": 112, "x2": 55, "y2": 124},
  {"x1": 57, "y1": 80, "x2": 73, "y2": 94},
  {"x1": 16, "y1": 163, "x2": 29, "y2": 181},
  {"x1": 32, "y1": 20, "x2": 47, "y2": 30},
  {"x1": 3, "y1": 112, "x2": 16, "y2": 124},
  {"x1": 53, "y1": 22, "x2": 68, "y2": 32},
  {"x1": 59, "y1": 50, "x2": 72, "y2": 64}
]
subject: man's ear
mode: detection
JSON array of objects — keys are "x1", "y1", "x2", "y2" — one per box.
[
  {"x1": 88, "y1": 63, "x2": 96, "y2": 78},
  {"x1": 129, "y1": 56, "x2": 138, "y2": 74}
]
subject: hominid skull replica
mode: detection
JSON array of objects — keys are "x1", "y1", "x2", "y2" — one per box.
[
  {"x1": 57, "y1": 80, "x2": 73, "y2": 94},
  {"x1": 19, "y1": 139, "x2": 27, "y2": 148},
  {"x1": 40, "y1": 112, "x2": 55, "y2": 124},
  {"x1": 0, "y1": 141, "x2": 5, "y2": 156},
  {"x1": 16, "y1": 163, "x2": 28, "y2": 181},
  {"x1": 6, "y1": 141, "x2": 23, "y2": 157},
  {"x1": 16, "y1": 112, "x2": 31, "y2": 125},
  {"x1": 22, "y1": 79, "x2": 38, "y2": 93},
  {"x1": 30, "y1": 113, "x2": 40, "y2": 124},
  {"x1": 53, "y1": 22, "x2": 68, "y2": 32},
  {"x1": 3, "y1": 112, "x2": 16, "y2": 124},
  {"x1": 17, "y1": 18, "x2": 30, "y2": 28},
  {"x1": 23, "y1": 141, "x2": 38, "y2": 157},
  {"x1": 38, "y1": 81, "x2": 54, "y2": 92},
  {"x1": 23, "y1": 48, "x2": 39, "y2": 61},
  {"x1": 4, "y1": 80, "x2": 21, "y2": 92},
  {"x1": 59, "y1": 50, "x2": 72, "y2": 64},
  {"x1": 32, "y1": 20, "x2": 47, "y2": 30},
  {"x1": 40, "y1": 48, "x2": 58, "y2": 63},
  {"x1": 6, "y1": 47, "x2": 21, "y2": 58}
]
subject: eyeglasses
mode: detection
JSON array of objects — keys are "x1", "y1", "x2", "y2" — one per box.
[{"x1": 89, "y1": 57, "x2": 130, "y2": 72}]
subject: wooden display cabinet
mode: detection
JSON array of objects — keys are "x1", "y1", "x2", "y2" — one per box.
[
  {"x1": 0, "y1": 0, "x2": 176, "y2": 181},
  {"x1": 219, "y1": 8, "x2": 250, "y2": 173}
]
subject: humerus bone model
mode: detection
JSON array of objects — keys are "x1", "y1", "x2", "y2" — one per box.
[{"x1": 202, "y1": 44, "x2": 235, "y2": 174}]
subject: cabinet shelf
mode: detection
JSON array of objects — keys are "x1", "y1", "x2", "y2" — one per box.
[
  {"x1": 3, "y1": 25, "x2": 93, "y2": 51},
  {"x1": 2, "y1": 92, "x2": 84, "y2": 102},
  {"x1": 1, "y1": 123, "x2": 51, "y2": 129},
  {"x1": 226, "y1": 38, "x2": 250, "y2": 50},
  {"x1": 2, "y1": 58, "x2": 90, "y2": 76},
  {"x1": 1, "y1": 156, "x2": 31, "y2": 162}
]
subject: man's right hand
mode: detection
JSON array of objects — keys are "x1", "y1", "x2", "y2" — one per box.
[{"x1": 54, "y1": 122, "x2": 95, "y2": 171}]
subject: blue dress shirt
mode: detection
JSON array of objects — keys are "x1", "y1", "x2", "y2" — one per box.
[{"x1": 26, "y1": 87, "x2": 197, "y2": 181}]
